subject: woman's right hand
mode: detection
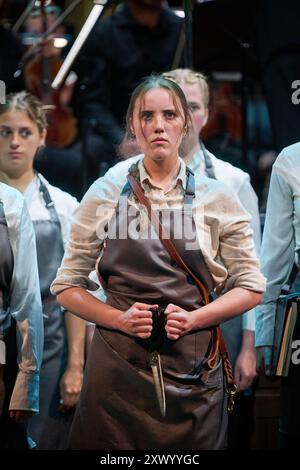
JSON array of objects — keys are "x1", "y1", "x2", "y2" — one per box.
[{"x1": 118, "y1": 302, "x2": 158, "y2": 339}]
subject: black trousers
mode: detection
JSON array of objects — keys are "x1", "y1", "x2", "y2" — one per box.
[{"x1": 227, "y1": 389, "x2": 255, "y2": 450}]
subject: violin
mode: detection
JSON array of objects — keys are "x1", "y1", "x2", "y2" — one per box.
[
  {"x1": 23, "y1": 0, "x2": 77, "y2": 148},
  {"x1": 201, "y1": 82, "x2": 242, "y2": 143}
]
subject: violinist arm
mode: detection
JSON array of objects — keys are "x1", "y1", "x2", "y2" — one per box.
[{"x1": 74, "y1": 22, "x2": 123, "y2": 145}]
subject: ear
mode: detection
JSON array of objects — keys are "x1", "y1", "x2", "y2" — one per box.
[
  {"x1": 39, "y1": 128, "x2": 47, "y2": 146},
  {"x1": 202, "y1": 109, "x2": 209, "y2": 129},
  {"x1": 129, "y1": 117, "x2": 135, "y2": 135}
]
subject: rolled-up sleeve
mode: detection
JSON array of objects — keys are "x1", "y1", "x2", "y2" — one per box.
[
  {"x1": 218, "y1": 190, "x2": 266, "y2": 294},
  {"x1": 237, "y1": 179, "x2": 262, "y2": 331},
  {"x1": 9, "y1": 202, "x2": 43, "y2": 412},
  {"x1": 51, "y1": 178, "x2": 121, "y2": 295}
]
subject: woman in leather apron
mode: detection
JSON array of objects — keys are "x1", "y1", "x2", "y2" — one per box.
[
  {"x1": 52, "y1": 75, "x2": 265, "y2": 450},
  {"x1": 0, "y1": 182, "x2": 43, "y2": 450},
  {"x1": 0, "y1": 92, "x2": 86, "y2": 449}
]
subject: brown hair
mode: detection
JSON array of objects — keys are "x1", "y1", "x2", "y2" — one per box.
[
  {"x1": 0, "y1": 91, "x2": 48, "y2": 133},
  {"x1": 161, "y1": 69, "x2": 210, "y2": 108},
  {"x1": 125, "y1": 74, "x2": 192, "y2": 141}
]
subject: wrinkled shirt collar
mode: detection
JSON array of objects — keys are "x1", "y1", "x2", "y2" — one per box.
[{"x1": 138, "y1": 157, "x2": 187, "y2": 193}]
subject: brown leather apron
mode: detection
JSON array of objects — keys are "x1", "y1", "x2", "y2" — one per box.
[{"x1": 69, "y1": 169, "x2": 227, "y2": 450}]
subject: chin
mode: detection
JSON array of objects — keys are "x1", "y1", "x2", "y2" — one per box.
[{"x1": 152, "y1": 153, "x2": 165, "y2": 160}]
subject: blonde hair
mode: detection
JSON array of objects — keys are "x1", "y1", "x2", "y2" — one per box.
[
  {"x1": 161, "y1": 69, "x2": 210, "y2": 108},
  {"x1": 0, "y1": 91, "x2": 48, "y2": 133}
]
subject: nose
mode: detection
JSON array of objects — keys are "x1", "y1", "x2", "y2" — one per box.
[
  {"x1": 154, "y1": 115, "x2": 164, "y2": 133},
  {"x1": 10, "y1": 132, "x2": 20, "y2": 149}
]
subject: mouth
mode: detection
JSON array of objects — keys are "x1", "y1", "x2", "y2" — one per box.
[
  {"x1": 152, "y1": 138, "x2": 167, "y2": 144},
  {"x1": 9, "y1": 152, "x2": 23, "y2": 157}
]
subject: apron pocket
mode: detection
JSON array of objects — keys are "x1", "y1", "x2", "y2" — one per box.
[{"x1": 200, "y1": 357, "x2": 223, "y2": 389}]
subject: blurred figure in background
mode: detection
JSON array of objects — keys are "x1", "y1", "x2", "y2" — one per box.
[
  {"x1": 0, "y1": 182, "x2": 43, "y2": 450},
  {"x1": 72, "y1": 0, "x2": 184, "y2": 187},
  {"x1": 256, "y1": 142, "x2": 300, "y2": 449},
  {"x1": 0, "y1": 91, "x2": 85, "y2": 449}
]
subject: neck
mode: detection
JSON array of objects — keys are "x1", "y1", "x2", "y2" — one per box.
[
  {"x1": 128, "y1": 1, "x2": 161, "y2": 28},
  {"x1": 143, "y1": 155, "x2": 181, "y2": 191},
  {"x1": 181, "y1": 141, "x2": 201, "y2": 165},
  {"x1": 0, "y1": 169, "x2": 35, "y2": 193}
]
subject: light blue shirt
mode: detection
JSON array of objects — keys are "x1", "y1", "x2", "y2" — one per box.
[
  {"x1": 0, "y1": 182, "x2": 43, "y2": 412},
  {"x1": 256, "y1": 143, "x2": 300, "y2": 346}
]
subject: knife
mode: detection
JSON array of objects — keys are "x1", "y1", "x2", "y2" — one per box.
[{"x1": 150, "y1": 350, "x2": 166, "y2": 417}]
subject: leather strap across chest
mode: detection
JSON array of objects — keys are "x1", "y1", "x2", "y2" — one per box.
[{"x1": 127, "y1": 170, "x2": 237, "y2": 411}]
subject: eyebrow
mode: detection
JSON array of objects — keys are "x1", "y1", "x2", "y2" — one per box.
[
  {"x1": 0, "y1": 125, "x2": 33, "y2": 130},
  {"x1": 139, "y1": 108, "x2": 177, "y2": 113}
]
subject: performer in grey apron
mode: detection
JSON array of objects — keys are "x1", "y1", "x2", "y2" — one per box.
[
  {"x1": 69, "y1": 168, "x2": 227, "y2": 450},
  {"x1": 0, "y1": 201, "x2": 28, "y2": 449},
  {"x1": 28, "y1": 177, "x2": 72, "y2": 449}
]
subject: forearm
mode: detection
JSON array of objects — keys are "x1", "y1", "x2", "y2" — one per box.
[
  {"x1": 64, "y1": 312, "x2": 86, "y2": 370},
  {"x1": 193, "y1": 288, "x2": 262, "y2": 329},
  {"x1": 57, "y1": 287, "x2": 123, "y2": 329},
  {"x1": 241, "y1": 329, "x2": 255, "y2": 352}
]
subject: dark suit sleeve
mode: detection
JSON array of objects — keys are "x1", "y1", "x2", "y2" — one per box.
[{"x1": 73, "y1": 21, "x2": 123, "y2": 145}]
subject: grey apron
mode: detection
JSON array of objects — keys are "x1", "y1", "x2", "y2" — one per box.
[
  {"x1": 27, "y1": 177, "x2": 72, "y2": 450},
  {"x1": 0, "y1": 200, "x2": 28, "y2": 449},
  {"x1": 69, "y1": 169, "x2": 227, "y2": 450},
  {"x1": 201, "y1": 142, "x2": 242, "y2": 365}
]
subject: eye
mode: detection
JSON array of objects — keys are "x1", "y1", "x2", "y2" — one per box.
[
  {"x1": 19, "y1": 129, "x2": 32, "y2": 138},
  {"x1": 189, "y1": 103, "x2": 201, "y2": 113},
  {"x1": 140, "y1": 111, "x2": 153, "y2": 121},
  {"x1": 0, "y1": 128, "x2": 12, "y2": 138},
  {"x1": 164, "y1": 110, "x2": 177, "y2": 119}
]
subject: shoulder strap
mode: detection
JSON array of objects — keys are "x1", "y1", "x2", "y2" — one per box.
[
  {"x1": 200, "y1": 141, "x2": 217, "y2": 180},
  {"x1": 127, "y1": 173, "x2": 210, "y2": 304},
  {"x1": 36, "y1": 174, "x2": 61, "y2": 225}
]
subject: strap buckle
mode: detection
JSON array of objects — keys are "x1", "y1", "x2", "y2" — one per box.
[{"x1": 226, "y1": 384, "x2": 237, "y2": 414}]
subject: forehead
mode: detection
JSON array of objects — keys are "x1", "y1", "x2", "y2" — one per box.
[
  {"x1": 135, "y1": 87, "x2": 182, "y2": 111},
  {"x1": 180, "y1": 82, "x2": 203, "y2": 103},
  {"x1": 0, "y1": 109, "x2": 35, "y2": 127}
]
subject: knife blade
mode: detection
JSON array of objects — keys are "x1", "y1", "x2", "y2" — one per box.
[{"x1": 150, "y1": 350, "x2": 166, "y2": 417}]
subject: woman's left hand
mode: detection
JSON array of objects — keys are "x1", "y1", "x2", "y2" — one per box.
[
  {"x1": 164, "y1": 304, "x2": 197, "y2": 340},
  {"x1": 59, "y1": 366, "x2": 84, "y2": 413}
]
